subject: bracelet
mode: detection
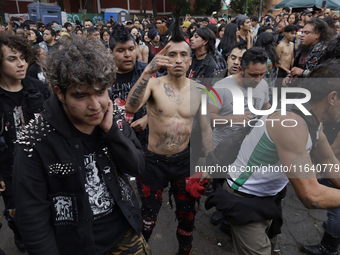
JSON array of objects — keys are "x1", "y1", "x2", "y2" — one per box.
[{"x1": 302, "y1": 69, "x2": 310, "y2": 77}]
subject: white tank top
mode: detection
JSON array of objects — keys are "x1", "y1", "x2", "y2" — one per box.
[{"x1": 228, "y1": 115, "x2": 315, "y2": 197}]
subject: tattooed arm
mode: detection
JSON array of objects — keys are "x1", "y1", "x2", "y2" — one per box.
[
  {"x1": 126, "y1": 44, "x2": 173, "y2": 113},
  {"x1": 268, "y1": 112, "x2": 340, "y2": 209}
]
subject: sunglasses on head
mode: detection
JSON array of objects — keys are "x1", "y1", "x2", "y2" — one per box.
[{"x1": 156, "y1": 22, "x2": 162, "y2": 24}]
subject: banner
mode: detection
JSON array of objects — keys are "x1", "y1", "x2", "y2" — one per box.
[{"x1": 65, "y1": 13, "x2": 104, "y2": 24}]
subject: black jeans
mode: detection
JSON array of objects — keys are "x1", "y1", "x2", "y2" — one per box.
[{"x1": 141, "y1": 147, "x2": 196, "y2": 248}]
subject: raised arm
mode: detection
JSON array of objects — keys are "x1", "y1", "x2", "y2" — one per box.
[{"x1": 125, "y1": 43, "x2": 173, "y2": 113}]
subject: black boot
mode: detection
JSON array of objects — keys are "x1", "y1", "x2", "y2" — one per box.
[
  {"x1": 220, "y1": 218, "x2": 232, "y2": 239},
  {"x1": 210, "y1": 210, "x2": 223, "y2": 225},
  {"x1": 176, "y1": 245, "x2": 192, "y2": 255},
  {"x1": 7, "y1": 218, "x2": 25, "y2": 251},
  {"x1": 14, "y1": 234, "x2": 25, "y2": 251},
  {"x1": 301, "y1": 232, "x2": 339, "y2": 255}
]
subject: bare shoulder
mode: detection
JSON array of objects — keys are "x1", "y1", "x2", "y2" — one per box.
[
  {"x1": 190, "y1": 80, "x2": 205, "y2": 92},
  {"x1": 277, "y1": 41, "x2": 284, "y2": 49},
  {"x1": 267, "y1": 111, "x2": 309, "y2": 147}
]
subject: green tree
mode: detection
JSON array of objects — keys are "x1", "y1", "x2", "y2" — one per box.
[
  {"x1": 229, "y1": 0, "x2": 267, "y2": 16},
  {"x1": 169, "y1": 0, "x2": 193, "y2": 16},
  {"x1": 206, "y1": 0, "x2": 223, "y2": 16},
  {"x1": 194, "y1": 0, "x2": 216, "y2": 15},
  {"x1": 0, "y1": 0, "x2": 6, "y2": 24}
]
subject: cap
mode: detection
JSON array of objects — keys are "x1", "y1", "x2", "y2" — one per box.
[
  {"x1": 235, "y1": 14, "x2": 248, "y2": 28},
  {"x1": 96, "y1": 21, "x2": 104, "y2": 26},
  {"x1": 209, "y1": 18, "x2": 216, "y2": 24},
  {"x1": 181, "y1": 21, "x2": 191, "y2": 28},
  {"x1": 301, "y1": 10, "x2": 314, "y2": 16},
  {"x1": 125, "y1": 20, "x2": 133, "y2": 24}
]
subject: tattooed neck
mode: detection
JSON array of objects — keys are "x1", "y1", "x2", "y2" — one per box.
[
  {"x1": 163, "y1": 83, "x2": 184, "y2": 105},
  {"x1": 168, "y1": 74, "x2": 173, "y2": 81}
]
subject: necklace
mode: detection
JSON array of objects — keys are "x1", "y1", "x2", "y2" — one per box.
[
  {"x1": 195, "y1": 52, "x2": 207, "y2": 58},
  {"x1": 151, "y1": 41, "x2": 160, "y2": 48}
]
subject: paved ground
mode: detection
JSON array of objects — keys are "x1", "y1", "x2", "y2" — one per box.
[{"x1": 0, "y1": 182, "x2": 335, "y2": 255}]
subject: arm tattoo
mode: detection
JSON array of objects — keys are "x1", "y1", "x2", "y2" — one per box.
[
  {"x1": 128, "y1": 78, "x2": 148, "y2": 107},
  {"x1": 163, "y1": 83, "x2": 184, "y2": 105},
  {"x1": 302, "y1": 196, "x2": 321, "y2": 209},
  {"x1": 150, "y1": 58, "x2": 156, "y2": 69}
]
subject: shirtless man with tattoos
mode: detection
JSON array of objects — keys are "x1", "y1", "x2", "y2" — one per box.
[{"x1": 126, "y1": 40, "x2": 213, "y2": 254}]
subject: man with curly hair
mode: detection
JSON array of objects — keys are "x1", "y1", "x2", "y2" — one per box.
[
  {"x1": 0, "y1": 33, "x2": 51, "y2": 251},
  {"x1": 13, "y1": 37, "x2": 150, "y2": 255}
]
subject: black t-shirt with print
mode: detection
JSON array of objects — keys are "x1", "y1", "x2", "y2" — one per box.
[
  {"x1": 68, "y1": 121, "x2": 130, "y2": 254},
  {"x1": 3, "y1": 89, "x2": 25, "y2": 138},
  {"x1": 111, "y1": 70, "x2": 134, "y2": 102}
]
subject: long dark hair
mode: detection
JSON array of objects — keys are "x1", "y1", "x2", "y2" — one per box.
[
  {"x1": 254, "y1": 32, "x2": 279, "y2": 66},
  {"x1": 218, "y1": 23, "x2": 238, "y2": 57}
]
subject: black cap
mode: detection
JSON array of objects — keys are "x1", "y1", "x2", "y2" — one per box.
[{"x1": 301, "y1": 10, "x2": 314, "y2": 16}]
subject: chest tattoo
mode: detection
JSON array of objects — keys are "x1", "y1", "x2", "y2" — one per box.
[{"x1": 163, "y1": 83, "x2": 184, "y2": 105}]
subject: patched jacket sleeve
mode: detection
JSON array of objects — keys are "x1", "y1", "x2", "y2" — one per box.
[
  {"x1": 103, "y1": 119, "x2": 145, "y2": 177},
  {"x1": 13, "y1": 147, "x2": 60, "y2": 255}
]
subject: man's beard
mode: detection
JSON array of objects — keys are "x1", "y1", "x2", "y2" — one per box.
[{"x1": 298, "y1": 42, "x2": 312, "y2": 52}]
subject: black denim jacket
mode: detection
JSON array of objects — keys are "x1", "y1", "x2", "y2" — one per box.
[
  {"x1": 13, "y1": 94, "x2": 144, "y2": 255},
  {"x1": 0, "y1": 76, "x2": 50, "y2": 182}
]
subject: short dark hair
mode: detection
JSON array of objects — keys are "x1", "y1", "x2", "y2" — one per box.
[
  {"x1": 241, "y1": 47, "x2": 268, "y2": 70},
  {"x1": 195, "y1": 27, "x2": 216, "y2": 54},
  {"x1": 87, "y1": 26, "x2": 99, "y2": 35},
  {"x1": 250, "y1": 16, "x2": 258, "y2": 22},
  {"x1": 109, "y1": 23, "x2": 135, "y2": 50},
  {"x1": 283, "y1": 6, "x2": 290, "y2": 13},
  {"x1": 45, "y1": 27, "x2": 56, "y2": 37},
  {"x1": 284, "y1": 24, "x2": 297, "y2": 33},
  {"x1": 0, "y1": 33, "x2": 32, "y2": 71},
  {"x1": 302, "y1": 60, "x2": 340, "y2": 103},
  {"x1": 84, "y1": 19, "x2": 93, "y2": 24},
  {"x1": 305, "y1": 19, "x2": 333, "y2": 42},
  {"x1": 230, "y1": 44, "x2": 247, "y2": 54}
]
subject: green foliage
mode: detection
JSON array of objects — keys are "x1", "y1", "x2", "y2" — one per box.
[
  {"x1": 229, "y1": 0, "x2": 268, "y2": 16},
  {"x1": 194, "y1": 0, "x2": 216, "y2": 15},
  {"x1": 0, "y1": 0, "x2": 6, "y2": 24},
  {"x1": 206, "y1": 0, "x2": 223, "y2": 15}
]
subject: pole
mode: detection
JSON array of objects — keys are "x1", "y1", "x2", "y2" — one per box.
[
  {"x1": 97, "y1": 0, "x2": 101, "y2": 13},
  {"x1": 245, "y1": 0, "x2": 248, "y2": 15},
  {"x1": 15, "y1": 0, "x2": 20, "y2": 13},
  {"x1": 259, "y1": 0, "x2": 262, "y2": 20}
]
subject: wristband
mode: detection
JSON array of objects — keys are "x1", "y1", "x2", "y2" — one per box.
[{"x1": 302, "y1": 69, "x2": 310, "y2": 77}]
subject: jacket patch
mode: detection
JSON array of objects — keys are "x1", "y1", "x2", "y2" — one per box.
[
  {"x1": 48, "y1": 162, "x2": 76, "y2": 177},
  {"x1": 118, "y1": 176, "x2": 134, "y2": 206},
  {"x1": 53, "y1": 195, "x2": 77, "y2": 224}
]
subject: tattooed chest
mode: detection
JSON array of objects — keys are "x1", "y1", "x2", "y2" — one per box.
[{"x1": 155, "y1": 122, "x2": 190, "y2": 150}]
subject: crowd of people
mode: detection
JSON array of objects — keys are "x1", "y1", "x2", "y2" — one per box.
[{"x1": 1, "y1": 5, "x2": 340, "y2": 255}]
